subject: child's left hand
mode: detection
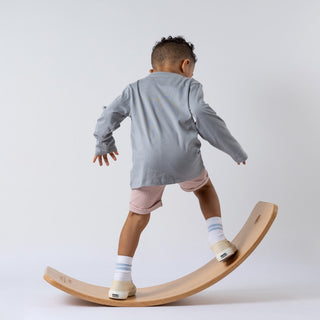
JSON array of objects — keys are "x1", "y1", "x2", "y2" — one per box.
[{"x1": 93, "y1": 151, "x2": 119, "y2": 166}]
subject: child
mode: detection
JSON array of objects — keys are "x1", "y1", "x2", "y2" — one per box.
[{"x1": 93, "y1": 36, "x2": 248, "y2": 300}]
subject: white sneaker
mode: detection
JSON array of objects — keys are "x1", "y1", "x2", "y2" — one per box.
[
  {"x1": 211, "y1": 239, "x2": 237, "y2": 262},
  {"x1": 108, "y1": 280, "x2": 136, "y2": 300}
]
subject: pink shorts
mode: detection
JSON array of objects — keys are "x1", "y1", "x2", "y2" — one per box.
[{"x1": 129, "y1": 168, "x2": 210, "y2": 214}]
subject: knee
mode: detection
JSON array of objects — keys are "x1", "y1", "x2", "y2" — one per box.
[
  {"x1": 193, "y1": 179, "x2": 212, "y2": 198},
  {"x1": 128, "y1": 211, "x2": 150, "y2": 229}
]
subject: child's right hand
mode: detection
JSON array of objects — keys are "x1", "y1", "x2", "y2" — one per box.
[
  {"x1": 237, "y1": 161, "x2": 246, "y2": 165},
  {"x1": 93, "y1": 151, "x2": 119, "y2": 166}
]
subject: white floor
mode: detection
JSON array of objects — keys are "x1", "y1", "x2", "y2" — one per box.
[{"x1": 2, "y1": 247, "x2": 319, "y2": 320}]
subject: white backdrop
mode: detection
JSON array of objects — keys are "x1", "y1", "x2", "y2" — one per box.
[{"x1": 1, "y1": 0, "x2": 319, "y2": 319}]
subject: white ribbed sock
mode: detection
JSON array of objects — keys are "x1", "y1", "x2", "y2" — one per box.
[
  {"x1": 113, "y1": 255, "x2": 133, "y2": 282},
  {"x1": 206, "y1": 216, "x2": 226, "y2": 246}
]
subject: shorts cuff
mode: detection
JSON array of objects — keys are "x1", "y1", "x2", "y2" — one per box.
[
  {"x1": 129, "y1": 200, "x2": 163, "y2": 214},
  {"x1": 181, "y1": 176, "x2": 210, "y2": 192}
]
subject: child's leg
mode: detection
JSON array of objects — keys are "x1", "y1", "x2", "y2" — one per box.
[
  {"x1": 118, "y1": 211, "x2": 150, "y2": 257},
  {"x1": 109, "y1": 183, "x2": 164, "y2": 300},
  {"x1": 193, "y1": 178, "x2": 221, "y2": 219},
  {"x1": 193, "y1": 177, "x2": 237, "y2": 261},
  {"x1": 114, "y1": 210, "x2": 150, "y2": 282},
  {"x1": 193, "y1": 178, "x2": 225, "y2": 242},
  {"x1": 109, "y1": 211, "x2": 150, "y2": 299}
]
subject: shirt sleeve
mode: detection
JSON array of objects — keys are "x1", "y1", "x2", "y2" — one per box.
[
  {"x1": 188, "y1": 82, "x2": 248, "y2": 163},
  {"x1": 93, "y1": 84, "x2": 131, "y2": 155}
]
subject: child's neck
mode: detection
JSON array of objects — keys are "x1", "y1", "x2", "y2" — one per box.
[{"x1": 150, "y1": 66, "x2": 182, "y2": 76}]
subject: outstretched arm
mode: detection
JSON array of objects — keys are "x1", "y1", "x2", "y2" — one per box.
[
  {"x1": 188, "y1": 82, "x2": 248, "y2": 164},
  {"x1": 93, "y1": 85, "x2": 131, "y2": 157}
]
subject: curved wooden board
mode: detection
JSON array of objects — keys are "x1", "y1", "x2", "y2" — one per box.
[{"x1": 43, "y1": 201, "x2": 277, "y2": 307}]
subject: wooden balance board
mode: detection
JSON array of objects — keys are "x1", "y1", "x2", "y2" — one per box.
[{"x1": 44, "y1": 201, "x2": 278, "y2": 307}]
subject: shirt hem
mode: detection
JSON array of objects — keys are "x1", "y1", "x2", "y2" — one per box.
[{"x1": 130, "y1": 164, "x2": 205, "y2": 189}]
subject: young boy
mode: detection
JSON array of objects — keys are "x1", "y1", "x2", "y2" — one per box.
[{"x1": 93, "y1": 36, "x2": 248, "y2": 300}]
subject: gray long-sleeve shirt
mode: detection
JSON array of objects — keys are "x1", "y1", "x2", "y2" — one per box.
[{"x1": 93, "y1": 71, "x2": 248, "y2": 189}]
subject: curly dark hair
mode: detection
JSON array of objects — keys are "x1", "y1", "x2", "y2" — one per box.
[{"x1": 151, "y1": 35, "x2": 197, "y2": 69}]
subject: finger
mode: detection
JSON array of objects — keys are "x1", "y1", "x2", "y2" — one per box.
[
  {"x1": 115, "y1": 150, "x2": 119, "y2": 155},
  {"x1": 109, "y1": 152, "x2": 117, "y2": 161},
  {"x1": 93, "y1": 155, "x2": 97, "y2": 162},
  {"x1": 103, "y1": 154, "x2": 109, "y2": 166},
  {"x1": 243, "y1": 161, "x2": 246, "y2": 165},
  {"x1": 99, "y1": 156, "x2": 103, "y2": 166}
]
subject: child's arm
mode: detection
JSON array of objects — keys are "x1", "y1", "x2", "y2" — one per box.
[
  {"x1": 188, "y1": 82, "x2": 248, "y2": 164},
  {"x1": 93, "y1": 85, "x2": 131, "y2": 160}
]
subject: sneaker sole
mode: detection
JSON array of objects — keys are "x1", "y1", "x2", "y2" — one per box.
[
  {"x1": 217, "y1": 247, "x2": 237, "y2": 262},
  {"x1": 108, "y1": 289, "x2": 136, "y2": 300}
]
